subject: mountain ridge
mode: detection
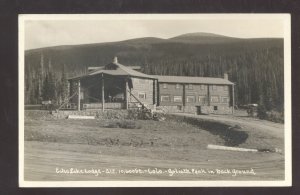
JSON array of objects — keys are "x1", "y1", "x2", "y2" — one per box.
[{"x1": 26, "y1": 32, "x2": 282, "y2": 52}]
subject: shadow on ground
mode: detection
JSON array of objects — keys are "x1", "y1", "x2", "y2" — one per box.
[{"x1": 167, "y1": 115, "x2": 248, "y2": 146}]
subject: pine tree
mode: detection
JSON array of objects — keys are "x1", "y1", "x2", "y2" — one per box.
[
  {"x1": 59, "y1": 65, "x2": 69, "y2": 104},
  {"x1": 42, "y1": 71, "x2": 56, "y2": 102}
]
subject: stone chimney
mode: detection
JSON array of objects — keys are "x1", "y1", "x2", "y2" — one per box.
[
  {"x1": 113, "y1": 56, "x2": 118, "y2": 63},
  {"x1": 224, "y1": 73, "x2": 228, "y2": 80}
]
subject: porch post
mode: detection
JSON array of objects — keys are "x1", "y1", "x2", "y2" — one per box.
[
  {"x1": 77, "y1": 80, "x2": 80, "y2": 111},
  {"x1": 69, "y1": 80, "x2": 72, "y2": 99},
  {"x1": 207, "y1": 84, "x2": 210, "y2": 106},
  {"x1": 232, "y1": 84, "x2": 235, "y2": 114},
  {"x1": 153, "y1": 79, "x2": 156, "y2": 105},
  {"x1": 102, "y1": 74, "x2": 105, "y2": 111},
  {"x1": 183, "y1": 83, "x2": 186, "y2": 112},
  {"x1": 125, "y1": 79, "x2": 129, "y2": 109}
]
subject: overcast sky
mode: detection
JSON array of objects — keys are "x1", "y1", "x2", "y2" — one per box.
[{"x1": 23, "y1": 15, "x2": 286, "y2": 50}]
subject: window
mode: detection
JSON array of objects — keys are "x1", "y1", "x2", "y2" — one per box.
[
  {"x1": 214, "y1": 106, "x2": 218, "y2": 110},
  {"x1": 177, "y1": 105, "x2": 182, "y2": 110},
  {"x1": 211, "y1": 96, "x2": 219, "y2": 103},
  {"x1": 200, "y1": 85, "x2": 205, "y2": 90},
  {"x1": 175, "y1": 84, "x2": 181, "y2": 89},
  {"x1": 224, "y1": 86, "x2": 228, "y2": 91},
  {"x1": 187, "y1": 84, "x2": 193, "y2": 89},
  {"x1": 161, "y1": 95, "x2": 170, "y2": 102},
  {"x1": 186, "y1": 96, "x2": 195, "y2": 103},
  {"x1": 138, "y1": 92, "x2": 146, "y2": 99},
  {"x1": 162, "y1": 83, "x2": 168, "y2": 89},
  {"x1": 212, "y1": 85, "x2": 217, "y2": 90},
  {"x1": 174, "y1": 96, "x2": 182, "y2": 102},
  {"x1": 221, "y1": 96, "x2": 229, "y2": 103},
  {"x1": 198, "y1": 96, "x2": 207, "y2": 103}
]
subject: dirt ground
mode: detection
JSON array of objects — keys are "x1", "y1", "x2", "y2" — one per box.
[{"x1": 23, "y1": 110, "x2": 285, "y2": 181}]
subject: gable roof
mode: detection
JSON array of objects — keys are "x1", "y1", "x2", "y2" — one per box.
[
  {"x1": 154, "y1": 75, "x2": 233, "y2": 85},
  {"x1": 69, "y1": 61, "x2": 155, "y2": 80},
  {"x1": 99, "y1": 62, "x2": 155, "y2": 79},
  {"x1": 68, "y1": 57, "x2": 234, "y2": 85},
  {"x1": 87, "y1": 65, "x2": 141, "y2": 72}
]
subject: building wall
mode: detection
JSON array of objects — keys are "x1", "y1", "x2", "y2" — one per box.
[
  {"x1": 157, "y1": 105, "x2": 233, "y2": 115},
  {"x1": 158, "y1": 83, "x2": 184, "y2": 106},
  {"x1": 158, "y1": 82, "x2": 232, "y2": 114},
  {"x1": 209, "y1": 85, "x2": 230, "y2": 107},
  {"x1": 130, "y1": 77, "x2": 154, "y2": 105}
]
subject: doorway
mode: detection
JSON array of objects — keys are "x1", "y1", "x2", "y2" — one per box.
[{"x1": 196, "y1": 106, "x2": 201, "y2": 115}]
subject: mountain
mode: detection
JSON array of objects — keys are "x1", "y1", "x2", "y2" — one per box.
[
  {"x1": 25, "y1": 33, "x2": 282, "y2": 74},
  {"x1": 24, "y1": 32, "x2": 284, "y2": 112},
  {"x1": 169, "y1": 32, "x2": 242, "y2": 44}
]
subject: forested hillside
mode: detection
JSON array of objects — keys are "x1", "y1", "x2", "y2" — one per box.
[{"x1": 24, "y1": 33, "x2": 284, "y2": 113}]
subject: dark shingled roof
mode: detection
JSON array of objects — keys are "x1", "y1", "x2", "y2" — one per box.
[
  {"x1": 68, "y1": 57, "x2": 233, "y2": 85},
  {"x1": 69, "y1": 61, "x2": 155, "y2": 80},
  {"x1": 154, "y1": 75, "x2": 234, "y2": 85}
]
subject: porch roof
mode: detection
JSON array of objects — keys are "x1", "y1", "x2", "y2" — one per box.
[{"x1": 68, "y1": 61, "x2": 156, "y2": 81}]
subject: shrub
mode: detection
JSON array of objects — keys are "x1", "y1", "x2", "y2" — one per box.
[
  {"x1": 106, "y1": 120, "x2": 141, "y2": 129},
  {"x1": 106, "y1": 122, "x2": 120, "y2": 128},
  {"x1": 127, "y1": 109, "x2": 153, "y2": 120},
  {"x1": 118, "y1": 120, "x2": 142, "y2": 129},
  {"x1": 127, "y1": 109, "x2": 141, "y2": 119},
  {"x1": 266, "y1": 110, "x2": 284, "y2": 123},
  {"x1": 257, "y1": 104, "x2": 267, "y2": 119}
]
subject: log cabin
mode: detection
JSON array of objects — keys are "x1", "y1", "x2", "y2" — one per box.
[{"x1": 68, "y1": 57, "x2": 235, "y2": 114}]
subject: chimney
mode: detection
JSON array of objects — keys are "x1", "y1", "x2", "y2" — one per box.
[
  {"x1": 224, "y1": 73, "x2": 228, "y2": 80},
  {"x1": 113, "y1": 56, "x2": 118, "y2": 63}
]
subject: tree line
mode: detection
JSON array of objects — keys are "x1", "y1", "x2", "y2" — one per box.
[
  {"x1": 141, "y1": 48, "x2": 284, "y2": 112},
  {"x1": 25, "y1": 55, "x2": 69, "y2": 105}
]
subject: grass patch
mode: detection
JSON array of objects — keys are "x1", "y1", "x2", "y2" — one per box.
[
  {"x1": 24, "y1": 116, "x2": 222, "y2": 149},
  {"x1": 24, "y1": 111, "x2": 283, "y2": 152}
]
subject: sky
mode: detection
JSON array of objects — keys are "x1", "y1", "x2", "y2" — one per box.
[{"x1": 23, "y1": 14, "x2": 286, "y2": 50}]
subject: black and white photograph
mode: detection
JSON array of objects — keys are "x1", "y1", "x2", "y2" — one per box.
[{"x1": 19, "y1": 14, "x2": 291, "y2": 187}]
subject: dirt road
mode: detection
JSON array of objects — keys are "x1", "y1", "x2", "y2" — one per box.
[{"x1": 24, "y1": 141, "x2": 284, "y2": 181}]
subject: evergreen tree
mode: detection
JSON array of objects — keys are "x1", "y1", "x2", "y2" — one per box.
[
  {"x1": 42, "y1": 71, "x2": 56, "y2": 102},
  {"x1": 59, "y1": 65, "x2": 69, "y2": 104}
]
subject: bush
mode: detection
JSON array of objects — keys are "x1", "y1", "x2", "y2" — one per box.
[
  {"x1": 127, "y1": 109, "x2": 153, "y2": 120},
  {"x1": 257, "y1": 105, "x2": 284, "y2": 123},
  {"x1": 127, "y1": 109, "x2": 141, "y2": 119},
  {"x1": 106, "y1": 122, "x2": 120, "y2": 128},
  {"x1": 118, "y1": 120, "x2": 142, "y2": 129},
  {"x1": 106, "y1": 120, "x2": 142, "y2": 129},
  {"x1": 266, "y1": 110, "x2": 284, "y2": 123},
  {"x1": 257, "y1": 104, "x2": 267, "y2": 119}
]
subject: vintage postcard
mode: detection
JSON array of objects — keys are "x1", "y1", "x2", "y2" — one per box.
[{"x1": 19, "y1": 14, "x2": 291, "y2": 187}]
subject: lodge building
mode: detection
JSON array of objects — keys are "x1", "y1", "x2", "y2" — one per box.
[{"x1": 68, "y1": 57, "x2": 234, "y2": 114}]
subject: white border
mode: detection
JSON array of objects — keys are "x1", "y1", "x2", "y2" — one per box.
[{"x1": 19, "y1": 14, "x2": 292, "y2": 187}]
